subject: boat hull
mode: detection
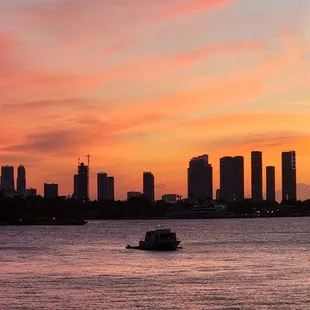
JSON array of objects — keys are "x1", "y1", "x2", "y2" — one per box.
[{"x1": 126, "y1": 240, "x2": 180, "y2": 251}]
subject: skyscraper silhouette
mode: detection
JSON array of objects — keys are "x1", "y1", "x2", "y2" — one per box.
[
  {"x1": 220, "y1": 156, "x2": 244, "y2": 201},
  {"x1": 76, "y1": 162, "x2": 89, "y2": 201},
  {"x1": 97, "y1": 172, "x2": 108, "y2": 201},
  {"x1": 188, "y1": 155, "x2": 213, "y2": 203},
  {"x1": 282, "y1": 151, "x2": 296, "y2": 201},
  {"x1": 233, "y1": 156, "x2": 245, "y2": 201},
  {"x1": 143, "y1": 172, "x2": 155, "y2": 202},
  {"x1": 1, "y1": 165, "x2": 14, "y2": 191},
  {"x1": 251, "y1": 151, "x2": 263, "y2": 202},
  {"x1": 107, "y1": 176, "x2": 115, "y2": 201},
  {"x1": 17, "y1": 165, "x2": 26, "y2": 194},
  {"x1": 266, "y1": 166, "x2": 275, "y2": 202}
]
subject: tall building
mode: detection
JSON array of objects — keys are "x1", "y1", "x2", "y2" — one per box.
[
  {"x1": 17, "y1": 165, "x2": 26, "y2": 194},
  {"x1": 282, "y1": 151, "x2": 296, "y2": 201},
  {"x1": 188, "y1": 155, "x2": 213, "y2": 203},
  {"x1": 107, "y1": 176, "x2": 115, "y2": 201},
  {"x1": 251, "y1": 151, "x2": 263, "y2": 202},
  {"x1": 97, "y1": 172, "x2": 107, "y2": 201},
  {"x1": 1, "y1": 165, "x2": 14, "y2": 191},
  {"x1": 266, "y1": 166, "x2": 276, "y2": 202},
  {"x1": 44, "y1": 183, "x2": 58, "y2": 199},
  {"x1": 220, "y1": 157, "x2": 233, "y2": 201},
  {"x1": 143, "y1": 172, "x2": 155, "y2": 202},
  {"x1": 233, "y1": 156, "x2": 245, "y2": 201},
  {"x1": 220, "y1": 156, "x2": 244, "y2": 202},
  {"x1": 76, "y1": 162, "x2": 89, "y2": 201}
]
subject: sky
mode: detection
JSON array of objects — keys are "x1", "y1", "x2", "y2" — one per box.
[{"x1": 1, "y1": 0, "x2": 310, "y2": 200}]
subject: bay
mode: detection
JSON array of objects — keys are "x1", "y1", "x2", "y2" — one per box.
[{"x1": 0, "y1": 218, "x2": 309, "y2": 310}]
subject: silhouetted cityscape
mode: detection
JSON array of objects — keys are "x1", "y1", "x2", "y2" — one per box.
[
  {"x1": 0, "y1": 149, "x2": 309, "y2": 224},
  {"x1": 187, "y1": 150, "x2": 297, "y2": 204},
  {"x1": 0, "y1": 149, "x2": 299, "y2": 204}
]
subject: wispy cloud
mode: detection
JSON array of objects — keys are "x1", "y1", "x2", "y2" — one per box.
[
  {"x1": 2, "y1": 98, "x2": 101, "y2": 110},
  {"x1": 0, "y1": 0, "x2": 309, "y2": 198},
  {"x1": 203, "y1": 132, "x2": 307, "y2": 150},
  {"x1": 156, "y1": 0, "x2": 234, "y2": 21},
  {"x1": 3, "y1": 112, "x2": 168, "y2": 155}
]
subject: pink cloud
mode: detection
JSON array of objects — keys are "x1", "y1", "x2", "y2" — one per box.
[
  {"x1": 157, "y1": 0, "x2": 234, "y2": 20},
  {"x1": 0, "y1": 32, "x2": 22, "y2": 74},
  {"x1": 0, "y1": 0, "x2": 308, "y2": 199}
]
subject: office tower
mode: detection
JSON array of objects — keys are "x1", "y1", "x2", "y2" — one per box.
[
  {"x1": 220, "y1": 156, "x2": 244, "y2": 202},
  {"x1": 188, "y1": 154, "x2": 213, "y2": 203},
  {"x1": 1, "y1": 165, "x2": 14, "y2": 191},
  {"x1": 233, "y1": 156, "x2": 244, "y2": 201},
  {"x1": 143, "y1": 172, "x2": 155, "y2": 202},
  {"x1": 282, "y1": 151, "x2": 297, "y2": 201},
  {"x1": 44, "y1": 183, "x2": 58, "y2": 199},
  {"x1": 251, "y1": 151, "x2": 263, "y2": 202},
  {"x1": 266, "y1": 166, "x2": 276, "y2": 202},
  {"x1": 17, "y1": 165, "x2": 26, "y2": 194},
  {"x1": 97, "y1": 172, "x2": 107, "y2": 201},
  {"x1": 76, "y1": 162, "x2": 89, "y2": 201},
  {"x1": 220, "y1": 157, "x2": 233, "y2": 201},
  {"x1": 106, "y1": 176, "x2": 115, "y2": 201}
]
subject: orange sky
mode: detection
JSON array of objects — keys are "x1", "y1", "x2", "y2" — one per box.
[{"x1": 1, "y1": 0, "x2": 310, "y2": 199}]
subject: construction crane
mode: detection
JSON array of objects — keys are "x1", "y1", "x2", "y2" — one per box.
[{"x1": 85, "y1": 154, "x2": 91, "y2": 167}]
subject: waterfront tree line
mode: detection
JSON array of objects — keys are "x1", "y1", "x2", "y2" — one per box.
[{"x1": 0, "y1": 192, "x2": 310, "y2": 224}]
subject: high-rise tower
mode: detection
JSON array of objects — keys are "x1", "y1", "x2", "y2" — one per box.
[
  {"x1": 107, "y1": 176, "x2": 115, "y2": 201},
  {"x1": 97, "y1": 172, "x2": 108, "y2": 201},
  {"x1": 220, "y1": 156, "x2": 244, "y2": 202},
  {"x1": 282, "y1": 151, "x2": 296, "y2": 201},
  {"x1": 17, "y1": 165, "x2": 26, "y2": 194},
  {"x1": 266, "y1": 166, "x2": 276, "y2": 202},
  {"x1": 188, "y1": 155, "x2": 213, "y2": 203},
  {"x1": 143, "y1": 172, "x2": 155, "y2": 202},
  {"x1": 76, "y1": 162, "x2": 89, "y2": 201},
  {"x1": 251, "y1": 151, "x2": 263, "y2": 202},
  {"x1": 1, "y1": 165, "x2": 14, "y2": 191}
]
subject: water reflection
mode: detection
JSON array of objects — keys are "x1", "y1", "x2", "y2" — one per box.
[{"x1": 1, "y1": 218, "x2": 310, "y2": 310}]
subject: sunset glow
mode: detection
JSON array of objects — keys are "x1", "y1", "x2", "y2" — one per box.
[{"x1": 1, "y1": 0, "x2": 310, "y2": 199}]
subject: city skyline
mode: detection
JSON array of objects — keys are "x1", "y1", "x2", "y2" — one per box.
[
  {"x1": 0, "y1": 1, "x2": 310, "y2": 199},
  {"x1": 0, "y1": 149, "x2": 308, "y2": 201}
]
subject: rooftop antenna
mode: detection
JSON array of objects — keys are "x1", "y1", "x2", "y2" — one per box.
[{"x1": 78, "y1": 156, "x2": 80, "y2": 166}]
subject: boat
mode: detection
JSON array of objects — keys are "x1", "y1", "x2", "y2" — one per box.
[
  {"x1": 190, "y1": 200, "x2": 232, "y2": 218},
  {"x1": 126, "y1": 229, "x2": 181, "y2": 251}
]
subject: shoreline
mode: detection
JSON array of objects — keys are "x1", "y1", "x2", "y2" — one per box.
[{"x1": 1, "y1": 214, "x2": 310, "y2": 225}]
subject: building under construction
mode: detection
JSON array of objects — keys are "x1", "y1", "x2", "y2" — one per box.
[{"x1": 74, "y1": 155, "x2": 90, "y2": 201}]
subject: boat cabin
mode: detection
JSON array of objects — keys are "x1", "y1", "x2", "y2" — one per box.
[{"x1": 144, "y1": 229, "x2": 177, "y2": 242}]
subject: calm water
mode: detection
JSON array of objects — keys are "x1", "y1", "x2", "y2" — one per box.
[{"x1": 0, "y1": 218, "x2": 309, "y2": 310}]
